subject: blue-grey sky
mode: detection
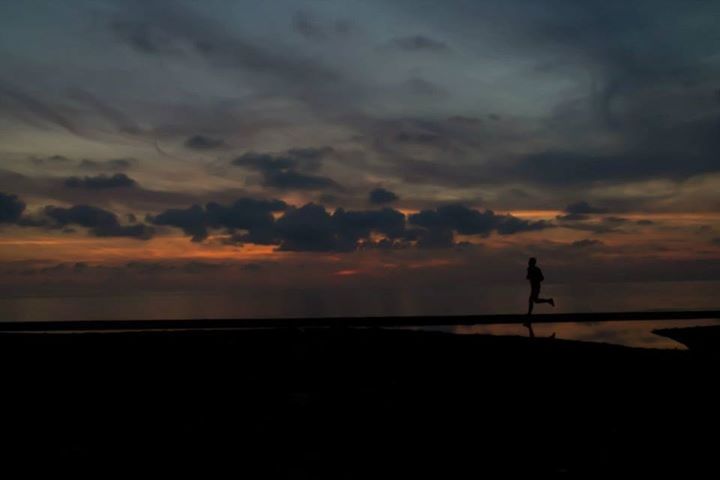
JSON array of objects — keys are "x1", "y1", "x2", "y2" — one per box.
[{"x1": 1, "y1": 0, "x2": 720, "y2": 312}]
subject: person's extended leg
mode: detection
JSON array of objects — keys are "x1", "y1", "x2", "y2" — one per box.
[
  {"x1": 535, "y1": 297, "x2": 555, "y2": 307},
  {"x1": 527, "y1": 284, "x2": 540, "y2": 315},
  {"x1": 525, "y1": 322, "x2": 535, "y2": 338},
  {"x1": 524, "y1": 292, "x2": 535, "y2": 331}
]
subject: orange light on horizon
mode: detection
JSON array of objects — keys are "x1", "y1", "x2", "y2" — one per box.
[{"x1": 334, "y1": 269, "x2": 360, "y2": 276}]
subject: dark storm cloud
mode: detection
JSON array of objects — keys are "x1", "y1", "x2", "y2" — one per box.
[
  {"x1": 232, "y1": 148, "x2": 333, "y2": 172},
  {"x1": 184, "y1": 135, "x2": 225, "y2": 150},
  {"x1": 0, "y1": 192, "x2": 26, "y2": 223},
  {"x1": 149, "y1": 204, "x2": 207, "y2": 241},
  {"x1": 369, "y1": 188, "x2": 399, "y2": 205},
  {"x1": 44, "y1": 205, "x2": 153, "y2": 239},
  {"x1": 1, "y1": 191, "x2": 153, "y2": 239},
  {"x1": 409, "y1": 205, "x2": 551, "y2": 237},
  {"x1": 274, "y1": 203, "x2": 337, "y2": 252},
  {"x1": 565, "y1": 201, "x2": 609, "y2": 215},
  {"x1": 556, "y1": 201, "x2": 608, "y2": 221},
  {"x1": 64, "y1": 173, "x2": 137, "y2": 189},
  {"x1": 388, "y1": 35, "x2": 449, "y2": 52},
  {"x1": 274, "y1": 204, "x2": 406, "y2": 252},
  {"x1": 150, "y1": 195, "x2": 543, "y2": 251},
  {"x1": 413, "y1": 227, "x2": 455, "y2": 249},
  {"x1": 263, "y1": 171, "x2": 340, "y2": 191},
  {"x1": 231, "y1": 148, "x2": 340, "y2": 191},
  {"x1": 333, "y1": 207, "x2": 406, "y2": 242},
  {"x1": 149, "y1": 198, "x2": 287, "y2": 242}
]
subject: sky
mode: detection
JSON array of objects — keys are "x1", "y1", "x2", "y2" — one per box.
[{"x1": 1, "y1": 0, "x2": 720, "y2": 319}]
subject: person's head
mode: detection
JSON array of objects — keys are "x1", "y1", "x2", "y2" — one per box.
[{"x1": 528, "y1": 257, "x2": 537, "y2": 266}]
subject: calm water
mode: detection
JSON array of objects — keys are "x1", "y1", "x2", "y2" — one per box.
[{"x1": 1, "y1": 281, "x2": 718, "y2": 349}]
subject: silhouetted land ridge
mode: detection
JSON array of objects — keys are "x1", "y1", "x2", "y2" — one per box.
[
  {"x1": 654, "y1": 325, "x2": 720, "y2": 353},
  {"x1": 2, "y1": 326, "x2": 717, "y2": 476},
  {"x1": 1, "y1": 309, "x2": 718, "y2": 331}
]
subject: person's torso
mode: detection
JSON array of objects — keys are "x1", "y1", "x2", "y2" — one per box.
[{"x1": 527, "y1": 266, "x2": 543, "y2": 283}]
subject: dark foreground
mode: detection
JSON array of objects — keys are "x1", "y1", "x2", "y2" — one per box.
[{"x1": 1, "y1": 327, "x2": 717, "y2": 476}]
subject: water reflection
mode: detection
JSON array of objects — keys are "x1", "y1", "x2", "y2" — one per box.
[
  {"x1": 451, "y1": 319, "x2": 720, "y2": 349},
  {"x1": 1, "y1": 281, "x2": 719, "y2": 349}
]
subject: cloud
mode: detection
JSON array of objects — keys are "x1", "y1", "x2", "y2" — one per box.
[
  {"x1": 405, "y1": 77, "x2": 447, "y2": 97},
  {"x1": 602, "y1": 216, "x2": 628, "y2": 224},
  {"x1": 565, "y1": 201, "x2": 608, "y2": 215},
  {"x1": 0, "y1": 82, "x2": 82, "y2": 136},
  {"x1": 414, "y1": 227, "x2": 455, "y2": 249},
  {"x1": 109, "y1": 2, "x2": 342, "y2": 98},
  {"x1": 388, "y1": 35, "x2": 449, "y2": 52},
  {"x1": 149, "y1": 198, "x2": 287, "y2": 242},
  {"x1": 150, "y1": 198, "x2": 416, "y2": 252},
  {"x1": 558, "y1": 221, "x2": 627, "y2": 235},
  {"x1": 257, "y1": 203, "x2": 549, "y2": 251},
  {"x1": 43, "y1": 204, "x2": 153, "y2": 239},
  {"x1": 0, "y1": 192, "x2": 25, "y2": 223},
  {"x1": 262, "y1": 170, "x2": 340, "y2": 191},
  {"x1": 30, "y1": 155, "x2": 72, "y2": 167},
  {"x1": 78, "y1": 159, "x2": 137, "y2": 171},
  {"x1": 66, "y1": 88, "x2": 143, "y2": 135},
  {"x1": 333, "y1": 207, "x2": 406, "y2": 245},
  {"x1": 64, "y1": 173, "x2": 137, "y2": 189},
  {"x1": 395, "y1": 132, "x2": 441, "y2": 144},
  {"x1": 184, "y1": 135, "x2": 225, "y2": 150},
  {"x1": 231, "y1": 148, "x2": 340, "y2": 191},
  {"x1": 448, "y1": 116, "x2": 483, "y2": 125},
  {"x1": 149, "y1": 204, "x2": 207, "y2": 241},
  {"x1": 556, "y1": 201, "x2": 608, "y2": 221},
  {"x1": 274, "y1": 203, "x2": 337, "y2": 252},
  {"x1": 409, "y1": 204, "x2": 551, "y2": 237},
  {"x1": 369, "y1": 188, "x2": 399, "y2": 205},
  {"x1": 275, "y1": 204, "x2": 406, "y2": 252},
  {"x1": 570, "y1": 239, "x2": 604, "y2": 248},
  {"x1": 292, "y1": 11, "x2": 353, "y2": 42}
]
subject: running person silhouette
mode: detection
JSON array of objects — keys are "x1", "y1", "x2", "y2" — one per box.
[{"x1": 526, "y1": 257, "x2": 554, "y2": 316}]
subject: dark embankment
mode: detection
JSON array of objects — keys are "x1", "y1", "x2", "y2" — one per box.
[{"x1": 1, "y1": 328, "x2": 717, "y2": 476}]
